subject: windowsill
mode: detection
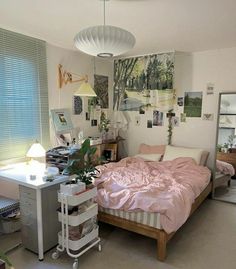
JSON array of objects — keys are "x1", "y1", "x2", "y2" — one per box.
[{"x1": 0, "y1": 157, "x2": 27, "y2": 167}]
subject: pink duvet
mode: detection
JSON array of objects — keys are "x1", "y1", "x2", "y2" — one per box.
[{"x1": 95, "y1": 157, "x2": 211, "y2": 233}]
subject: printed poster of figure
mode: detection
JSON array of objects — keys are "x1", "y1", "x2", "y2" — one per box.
[
  {"x1": 184, "y1": 92, "x2": 202, "y2": 117},
  {"x1": 153, "y1": 110, "x2": 164, "y2": 126},
  {"x1": 94, "y1": 75, "x2": 109, "y2": 108},
  {"x1": 73, "y1": 96, "x2": 83, "y2": 115}
]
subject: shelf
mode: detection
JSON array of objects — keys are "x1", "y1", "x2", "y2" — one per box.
[
  {"x1": 58, "y1": 204, "x2": 98, "y2": 226},
  {"x1": 58, "y1": 225, "x2": 99, "y2": 251},
  {"x1": 58, "y1": 187, "x2": 97, "y2": 206}
]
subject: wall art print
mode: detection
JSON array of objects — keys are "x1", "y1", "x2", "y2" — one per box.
[
  {"x1": 94, "y1": 74, "x2": 109, "y2": 108},
  {"x1": 113, "y1": 52, "x2": 175, "y2": 111},
  {"x1": 73, "y1": 96, "x2": 83, "y2": 115},
  {"x1": 184, "y1": 92, "x2": 202, "y2": 117}
]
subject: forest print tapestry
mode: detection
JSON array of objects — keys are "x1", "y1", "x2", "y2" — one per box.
[{"x1": 113, "y1": 52, "x2": 174, "y2": 111}]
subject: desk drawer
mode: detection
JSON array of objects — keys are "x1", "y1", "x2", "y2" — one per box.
[{"x1": 19, "y1": 186, "x2": 36, "y2": 201}]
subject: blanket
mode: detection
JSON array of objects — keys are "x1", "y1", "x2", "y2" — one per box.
[{"x1": 95, "y1": 157, "x2": 211, "y2": 233}]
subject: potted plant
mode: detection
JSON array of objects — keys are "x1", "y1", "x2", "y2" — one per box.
[
  {"x1": 62, "y1": 139, "x2": 98, "y2": 191},
  {"x1": 0, "y1": 251, "x2": 13, "y2": 269},
  {"x1": 98, "y1": 112, "x2": 110, "y2": 142}
]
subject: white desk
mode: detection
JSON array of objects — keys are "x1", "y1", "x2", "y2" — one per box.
[{"x1": 0, "y1": 162, "x2": 68, "y2": 261}]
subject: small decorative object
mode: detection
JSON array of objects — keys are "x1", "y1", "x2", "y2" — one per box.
[
  {"x1": 98, "y1": 111, "x2": 110, "y2": 141},
  {"x1": 63, "y1": 139, "x2": 98, "y2": 186},
  {"x1": 206, "y1": 83, "x2": 214, "y2": 95},
  {"x1": 203, "y1": 113, "x2": 214, "y2": 121}
]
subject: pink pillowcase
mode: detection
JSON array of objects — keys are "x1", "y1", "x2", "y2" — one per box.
[{"x1": 139, "y1": 144, "x2": 166, "y2": 155}]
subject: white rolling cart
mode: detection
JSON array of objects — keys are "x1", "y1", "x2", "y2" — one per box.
[{"x1": 52, "y1": 186, "x2": 101, "y2": 269}]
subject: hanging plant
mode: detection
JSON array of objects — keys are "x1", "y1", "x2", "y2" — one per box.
[{"x1": 167, "y1": 109, "x2": 174, "y2": 145}]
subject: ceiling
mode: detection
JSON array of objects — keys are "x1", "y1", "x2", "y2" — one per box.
[{"x1": 1, "y1": 0, "x2": 236, "y2": 57}]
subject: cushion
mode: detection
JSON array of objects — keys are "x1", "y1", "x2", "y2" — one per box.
[
  {"x1": 139, "y1": 144, "x2": 166, "y2": 155},
  {"x1": 135, "y1": 153, "x2": 162, "y2": 162},
  {"x1": 162, "y1": 145, "x2": 204, "y2": 165}
]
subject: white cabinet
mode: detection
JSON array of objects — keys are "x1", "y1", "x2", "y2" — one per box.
[{"x1": 52, "y1": 187, "x2": 101, "y2": 269}]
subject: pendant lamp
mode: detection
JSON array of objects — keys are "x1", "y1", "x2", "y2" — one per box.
[{"x1": 74, "y1": 0, "x2": 135, "y2": 57}]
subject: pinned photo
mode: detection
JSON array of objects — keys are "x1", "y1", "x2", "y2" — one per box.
[{"x1": 153, "y1": 110, "x2": 164, "y2": 126}]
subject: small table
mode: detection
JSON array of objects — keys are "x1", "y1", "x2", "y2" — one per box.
[{"x1": 0, "y1": 162, "x2": 68, "y2": 261}]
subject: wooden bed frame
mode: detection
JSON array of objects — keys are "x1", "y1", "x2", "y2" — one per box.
[{"x1": 98, "y1": 181, "x2": 212, "y2": 261}]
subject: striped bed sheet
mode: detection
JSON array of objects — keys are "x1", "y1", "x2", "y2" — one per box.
[{"x1": 99, "y1": 206, "x2": 162, "y2": 229}]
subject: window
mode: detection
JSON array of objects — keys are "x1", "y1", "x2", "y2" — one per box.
[{"x1": 0, "y1": 28, "x2": 50, "y2": 161}]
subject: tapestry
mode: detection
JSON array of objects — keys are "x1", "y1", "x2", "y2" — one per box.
[{"x1": 113, "y1": 52, "x2": 174, "y2": 111}]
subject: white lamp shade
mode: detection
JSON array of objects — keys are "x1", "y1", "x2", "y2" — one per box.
[
  {"x1": 26, "y1": 142, "x2": 46, "y2": 158},
  {"x1": 74, "y1": 82, "x2": 97, "y2": 97},
  {"x1": 74, "y1": 25, "x2": 135, "y2": 57}
]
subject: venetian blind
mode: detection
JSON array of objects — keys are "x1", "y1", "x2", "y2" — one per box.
[{"x1": 0, "y1": 28, "x2": 50, "y2": 161}]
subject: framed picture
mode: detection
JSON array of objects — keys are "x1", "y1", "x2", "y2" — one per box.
[{"x1": 50, "y1": 109, "x2": 74, "y2": 134}]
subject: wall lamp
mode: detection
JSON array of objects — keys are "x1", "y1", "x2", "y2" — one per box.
[{"x1": 58, "y1": 64, "x2": 97, "y2": 97}]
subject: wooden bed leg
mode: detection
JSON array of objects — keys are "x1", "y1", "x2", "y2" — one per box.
[{"x1": 157, "y1": 231, "x2": 167, "y2": 261}]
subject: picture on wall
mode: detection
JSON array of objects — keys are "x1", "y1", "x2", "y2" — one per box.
[
  {"x1": 153, "y1": 110, "x2": 164, "y2": 126},
  {"x1": 50, "y1": 109, "x2": 74, "y2": 133},
  {"x1": 184, "y1": 92, "x2": 202, "y2": 117},
  {"x1": 113, "y1": 52, "x2": 174, "y2": 111},
  {"x1": 73, "y1": 96, "x2": 83, "y2": 115},
  {"x1": 147, "y1": 120, "x2": 153, "y2": 128},
  {"x1": 180, "y1": 113, "x2": 186, "y2": 122},
  {"x1": 203, "y1": 113, "x2": 214, "y2": 121},
  {"x1": 94, "y1": 74, "x2": 109, "y2": 108},
  {"x1": 171, "y1": 116, "x2": 180, "y2": 127}
]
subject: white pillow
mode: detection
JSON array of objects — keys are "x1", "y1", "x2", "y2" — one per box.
[
  {"x1": 163, "y1": 145, "x2": 203, "y2": 165},
  {"x1": 135, "y1": 153, "x2": 162, "y2": 162}
]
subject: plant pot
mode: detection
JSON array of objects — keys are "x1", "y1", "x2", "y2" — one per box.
[{"x1": 60, "y1": 181, "x2": 86, "y2": 195}]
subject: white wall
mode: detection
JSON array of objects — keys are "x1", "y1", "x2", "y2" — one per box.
[
  {"x1": 46, "y1": 44, "x2": 113, "y2": 147},
  {"x1": 124, "y1": 47, "x2": 236, "y2": 169}
]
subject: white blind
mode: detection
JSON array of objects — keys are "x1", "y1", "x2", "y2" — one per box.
[{"x1": 0, "y1": 28, "x2": 50, "y2": 161}]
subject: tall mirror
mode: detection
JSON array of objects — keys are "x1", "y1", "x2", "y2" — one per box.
[{"x1": 214, "y1": 92, "x2": 236, "y2": 203}]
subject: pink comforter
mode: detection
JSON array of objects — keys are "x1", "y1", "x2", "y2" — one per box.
[{"x1": 95, "y1": 157, "x2": 211, "y2": 233}]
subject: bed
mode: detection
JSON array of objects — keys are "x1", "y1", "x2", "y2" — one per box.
[
  {"x1": 95, "y1": 145, "x2": 212, "y2": 261},
  {"x1": 213, "y1": 160, "x2": 235, "y2": 192}
]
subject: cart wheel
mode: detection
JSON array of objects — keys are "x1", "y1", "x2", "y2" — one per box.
[
  {"x1": 51, "y1": 251, "x2": 59, "y2": 260},
  {"x1": 98, "y1": 243, "x2": 102, "y2": 252},
  {"x1": 72, "y1": 259, "x2": 79, "y2": 269}
]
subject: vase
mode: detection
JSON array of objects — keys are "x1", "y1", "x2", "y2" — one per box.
[{"x1": 102, "y1": 131, "x2": 108, "y2": 142}]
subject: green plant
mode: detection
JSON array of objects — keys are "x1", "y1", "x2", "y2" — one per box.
[
  {"x1": 63, "y1": 139, "x2": 98, "y2": 186},
  {"x1": 0, "y1": 250, "x2": 13, "y2": 268},
  {"x1": 228, "y1": 134, "x2": 236, "y2": 148},
  {"x1": 216, "y1": 144, "x2": 222, "y2": 152},
  {"x1": 98, "y1": 112, "x2": 110, "y2": 133}
]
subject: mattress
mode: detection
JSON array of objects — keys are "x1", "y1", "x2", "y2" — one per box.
[{"x1": 99, "y1": 206, "x2": 162, "y2": 229}]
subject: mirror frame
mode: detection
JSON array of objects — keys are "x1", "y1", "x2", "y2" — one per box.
[{"x1": 213, "y1": 91, "x2": 236, "y2": 200}]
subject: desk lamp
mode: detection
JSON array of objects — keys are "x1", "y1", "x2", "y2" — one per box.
[{"x1": 26, "y1": 141, "x2": 46, "y2": 163}]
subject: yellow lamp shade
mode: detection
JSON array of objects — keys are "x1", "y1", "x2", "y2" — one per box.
[{"x1": 74, "y1": 82, "x2": 97, "y2": 97}]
